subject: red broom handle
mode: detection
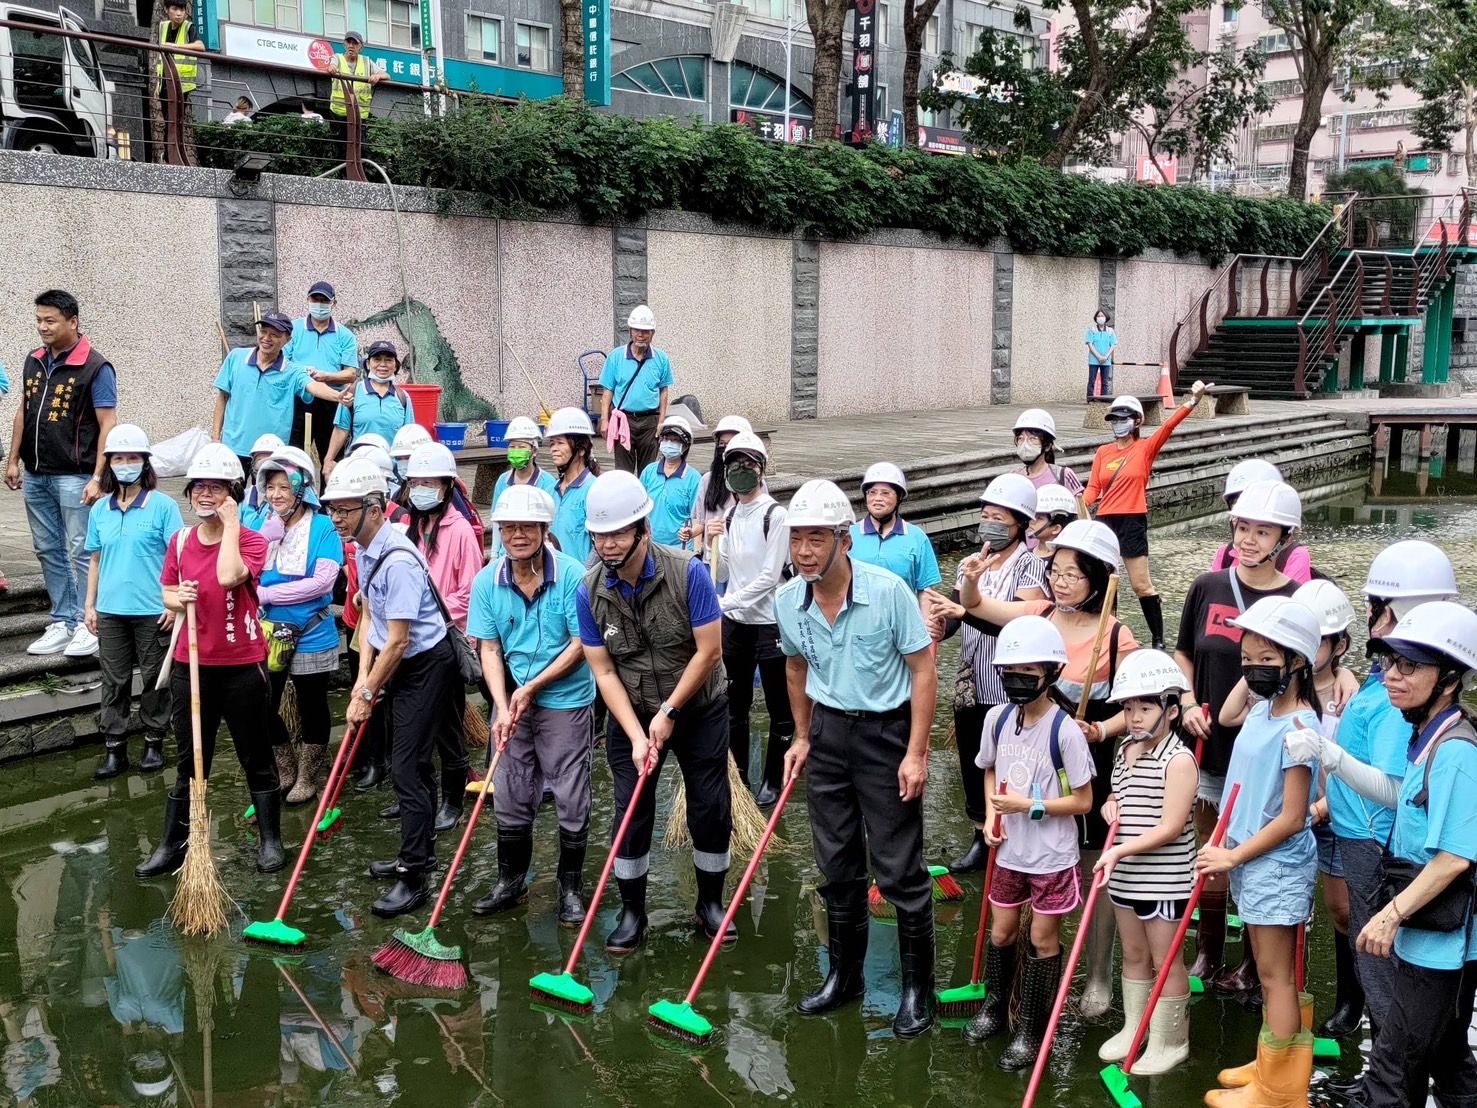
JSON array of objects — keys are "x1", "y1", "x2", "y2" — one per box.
[
  {"x1": 1296, "y1": 920, "x2": 1306, "y2": 992},
  {"x1": 1122, "y1": 782, "x2": 1241, "y2": 1076},
  {"x1": 560, "y1": 767, "x2": 652, "y2": 977},
  {"x1": 321, "y1": 713, "x2": 375, "y2": 816},
  {"x1": 270, "y1": 718, "x2": 369, "y2": 920},
  {"x1": 1194, "y1": 705, "x2": 1209, "y2": 765},
  {"x1": 426, "y1": 748, "x2": 503, "y2": 930},
  {"x1": 967, "y1": 785, "x2": 1008, "y2": 985},
  {"x1": 1023, "y1": 820, "x2": 1120, "y2": 1108},
  {"x1": 681, "y1": 776, "x2": 797, "y2": 1007}
]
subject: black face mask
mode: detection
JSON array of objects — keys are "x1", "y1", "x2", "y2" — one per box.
[
  {"x1": 1001, "y1": 671, "x2": 1047, "y2": 705},
  {"x1": 600, "y1": 530, "x2": 644, "y2": 573},
  {"x1": 1243, "y1": 663, "x2": 1289, "y2": 700}
]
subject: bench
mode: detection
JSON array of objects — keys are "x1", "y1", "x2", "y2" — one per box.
[
  {"x1": 1185, "y1": 385, "x2": 1251, "y2": 421},
  {"x1": 1083, "y1": 393, "x2": 1164, "y2": 430}
]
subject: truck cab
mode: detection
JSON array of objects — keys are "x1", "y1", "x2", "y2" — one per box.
[{"x1": 0, "y1": 4, "x2": 114, "y2": 156}]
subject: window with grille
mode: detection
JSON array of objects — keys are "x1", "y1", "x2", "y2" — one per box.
[
  {"x1": 612, "y1": 56, "x2": 707, "y2": 99},
  {"x1": 729, "y1": 59, "x2": 812, "y2": 117}
]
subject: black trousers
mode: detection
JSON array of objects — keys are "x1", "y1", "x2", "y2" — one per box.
[
  {"x1": 722, "y1": 617, "x2": 794, "y2": 788},
  {"x1": 386, "y1": 636, "x2": 459, "y2": 872},
  {"x1": 290, "y1": 396, "x2": 338, "y2": 465},
  {"x1": 953, "y1": 702, "x2": 993, "y2": 824},
  {"x1": 268, "y1": 668, "x2": 332, "y2": 747},
  {"x1": 1359, "y1": 956, "x2": 1477, "y2": 1107},
  {"x1": 808, "y1": 703, "x2": 930, "y2": 914},
  {"x1": 169, "y1": 661, "x2": 277, "y2": 794},
  {"x1": 97, "y1": 612, "x2": 171, "y2": 740},
  {"x1": 613, "y1": 408, "x2": 660, "y2": 474},
  {"x1": 607, "y1": 694, "x2": 732, "y2": 878}
]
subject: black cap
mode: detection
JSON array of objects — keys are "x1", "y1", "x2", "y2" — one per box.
[
  {"x1": 307, "y1": 280, "x2": 336, "y2": 299},
  {"x1": 257, "y1": 311, "x2": 292, "y2": 334},
  {"x1": 344, "y1": 30, "x2": 363, "y2": 44},
  {"x1": 365, "y1": 339, "x2": 399, "y2": 361}
]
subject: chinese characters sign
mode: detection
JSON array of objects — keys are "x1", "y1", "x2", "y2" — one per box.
[
  {"x1": 731, "y1": 110, "x2": 813, "y2": 144},
  {"x1": 847, "y1": 0, "x2": 876, "y2": 143},
  {"x1": 584, "y1": 0, "x2": 610, "y2": 105}
]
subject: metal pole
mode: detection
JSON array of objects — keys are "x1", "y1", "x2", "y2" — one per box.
[{"x1": 783, "y1": 14, "x2": 794, "y2": 142}]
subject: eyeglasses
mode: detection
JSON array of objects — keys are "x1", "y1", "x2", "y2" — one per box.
[
  {"x1": 325, "y1": 502, "x2": 363, "y2": 519},
  {"x1": 1048, "y1": 568, "x2": 1087, "y2": 585},
  {"x1": 1385, "y1": 655, "x2": 1431, "y2": 677},
  {"x1": 191, "y1": 482, "x2": 229, "y2": 497}
]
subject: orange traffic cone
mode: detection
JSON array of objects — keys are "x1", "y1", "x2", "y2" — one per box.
[{"x1": 1157, "y1": 364, "x2": 1175, "y2": 408}]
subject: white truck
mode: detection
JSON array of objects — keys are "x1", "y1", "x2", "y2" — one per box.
[{"x1": 0, "y1": 4, "x2": 114, "y2": 156}]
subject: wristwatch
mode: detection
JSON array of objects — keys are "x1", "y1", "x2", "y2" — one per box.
[
  {"x1": 358, "y1": 686, "x2": 375, "y2": 702},
  {"x1": 660, "y1": 702, "x2": 680, "y2": 720},
  {"x1": 1028, "y1": 784, "x2": 1046, "y2": 822}
]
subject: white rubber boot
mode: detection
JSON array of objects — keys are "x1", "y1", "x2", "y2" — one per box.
[
  {"x1": 1134, "y1": 992, "x2": 1191, "y2": 1075},
  {"x1": 1098, "y1": 977, "x2": 1152, "y2": 1062}
]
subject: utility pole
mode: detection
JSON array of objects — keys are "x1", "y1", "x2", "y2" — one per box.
[{"x1": 783, "y1": 12, "x2": 797, "y2": 141}]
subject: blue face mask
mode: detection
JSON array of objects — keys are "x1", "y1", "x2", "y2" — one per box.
[
  {"x1": 309, "y1": 303, "x2": 333, "y2": 320},
  {"x1": 112, "y1": 462, "x2": 143, "y2": 486},
  {"x1": 409, "y1": 486, "x2": 442, "y2": 512},
  {"x1": 1110, "y1": 418, "x2": 1135, "y2": 438},
  {"x1": 659, "y1": 441, "x2": 684, "y2": 460}
]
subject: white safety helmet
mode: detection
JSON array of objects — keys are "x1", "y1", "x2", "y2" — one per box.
[
  {"x1": 585, "y1": 470, "x2": 654, "y2": 533},
  {"x1": 1379, "y1": 601, "x2": 1477, "y2": 681},
  {"x1": 503, "y1": 416, "x2": 543, "y2": 444},
  {"x1": 979, "y1": 472, "x2": 1038, "y2": 519},
  {"x1": 1034, "y1": 484, "x2": 1078, "y2": 520},
  {"x1": 186, "y1": 443, "x2": 245, "y2": 483},
  {"x1": 255, "y1": 446, "x2": 318, "y2": 497},
  {"x1": 1107, "y1": 396, "x2": 1145, "y2": 419},
  {"x1": 1053, "y1": 519, "x2": 1120, "y2": 570},
  {"x1": 1230, "y1": 597, "x2": 1323, "y2": 665},
  {"x1": 1224, "y1": 459, "x2": 1282, "y2": 503},
  {"x1": 250, "y1": 432, "x2": 286, "y2": 458},
  {"x1": 627, "y1": 304, "x2": 657, "y2": 330},
  {"x1": 861, "y1": 462, "x2": 908, "y2": 499},
  {"x1": 491, "y1": 483, "x2": 556, "y2": 524},
  {"x1": 354, "y1": 444, "x2": 396, "y2": 480},
  {"x1": 1363, "y1": 540, "x2": 1458, "y2": 603},
  {"x1": 1110, "y1": 648, "x2": 1190, "y2": 703},
  {"x1": 714, "y1": 415, "x2": 753, "y2": 437},
  {"x1": 1013, "y1": 408, "x2": 1056, "y2": 438},
  {"x1": 1229, "y1": 480, "x2": 1302, "y2": 530},
  {"x1": 405, "y1": 442, "x2": 457, "y2": 480},
  {"x1": 724, "y1": 431, "x2": 768, "y2": 464},
  {"x1": 659, "y1": 414, "x2": 693, "y2": 443},
  {"x1": 349, "y1": 432, "x2": 392, "y2": 456},
  {"x1": 546, "y1": 407, "x2": 595, "y2": 439},
  {"x1": 994, "y1": 615, "x2": 1069, "y2": 667},
  {"x1": 1292, "y1": 579, "x2": 1355, "y2": 637},
  {"x1": 321, "y1": 456, "x2": 388, "y2": 501},
  {"x1": 389, "y1": 423, "x2": 433, "y2": 459},
  {"x1": 103, "y1": 424, "x2": 152, "y2": 455},
  {"x1": 786, "y1": 480, "x2": 856, "y2": 529}
]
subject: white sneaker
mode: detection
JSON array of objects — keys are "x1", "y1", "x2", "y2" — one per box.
[
  {"x1": 27, "y1": 621, "x2": 72, "y2": 655},
  {"x1": 63, "y1": 625, "x2": 99, "y2": 658}
]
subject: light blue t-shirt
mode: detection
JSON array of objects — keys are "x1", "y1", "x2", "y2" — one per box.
[
  {"x1": 1221, "y1": 701, "x2": 1318, "y2": 870},
  {"x1": 1389, "y1": 712, "x2": 1477, "y2": 970},
  {"x1": 1085, "y1": 325, "x2": 1117, "y2": 363},
  {"x1": 332, "y1": 379, "x2": 416, "y2": 442},
  {"x1": 599, "y1": 344, "x2": 672, "y2": 413},
  {"x1": 355, "y1": 523, "x2": 446, "y2": 657},
  {"x1": 213, "y1": 348, "x2": 316, "y2": 456},
  {"x1": 1328, "y1": 668, "x2": 1410, "y2": 843},
  {"x1": 287, "y1": 317, "x2": 359, "y2": 378},
  {"x1": 848, "y1": 516, "x2": 941, "y2": 593},
  {"x1": 489, "y1": 466, "x2": 560, "y2": 557},
  {"x1": 776, "y1": 557, "x2": 933, "y2": 713},
  {"x1": 467, "y1": 547, "x2": 595, "y2": 710},
  {"x1": 639, "y1": 460, "x2": 701, "y2": 548},
  {"x1": 259, "y1": 512, "x2": 344, "y2": 654},
  {"x1": 552, "y1": 469, "x2": 594, "y2": 566},
  {"x1": 84, "y1": 489, "x2": 184, "y2": 617}
]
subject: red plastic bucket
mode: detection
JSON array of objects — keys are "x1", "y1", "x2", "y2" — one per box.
[{"x1": 401, "y1": 384, "x2": 443, "y2": 441}]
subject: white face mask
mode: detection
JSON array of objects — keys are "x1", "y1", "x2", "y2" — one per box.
[
  {"x1": 1110, "y1": 418, "x2": 1135, "y2": 439},
  {"x1": 1016, "y1": 441, "x2": 1042, "y2": 464},
  {"x1": 370, "y1": 369, "x2": 395, "y2": 382},
  {"x1": 309, "y1": 303, "x2": 333, "y2": 320},
  {"x1": 659, "y1": 441, "x2": 684, "y2": 460},
  {"x1": 409, "y1": 486, "x2": 442, "y2": 512}
]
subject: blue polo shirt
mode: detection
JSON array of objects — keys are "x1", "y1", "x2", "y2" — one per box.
[
  {"x1": 576, "y1": 553, "x2": 721, "y2": 646},
  {"x1": 213, "y1": 347, "x2": 317, "y2": 456},
  {"x1": 599, "y1": 344, "x2": 672, "y2": 414},
  {"x1": 1085, "y1": 325, "x2": 1117, "y2": 363},
  {"x1": 333, "y1": 379, "x2": 416, "y2": 442},
  {"x1": 552, "y1": 469, "x2": 595, "y2": 566},
  {"x1": 1327, "y1": 667, "x2": 1411, "y2": 842},
  {"x1": 775, "y1": 557, "x2": 932, "y2": 713},
  {"x1": 84, "y1": 489, "x2": 184, "y2": 617},
  {"x1": 1389, "y1": 709, "x2": 1477, "y2": 970},
  {"x1": 489, "y1": 466, "x2": 560, "y2": 556},
  {"x1": 287, "y1": 317, "x2": 359, "y2": 378},
  {"x1": 259, "y1": 512, "x2": 344, "y2": 654},
  {"x1": 639, "y1": 460, "x2": 701, "y2": 547},
  {"x1": 355, "y1": 523, "x2": 446, "y2": 657},
  {"x1": 848, "y1": 516, "x2": 941, "y2": 593},
  {"x1": 467, "y1": 546, "x2": 595, "y2": 710}
]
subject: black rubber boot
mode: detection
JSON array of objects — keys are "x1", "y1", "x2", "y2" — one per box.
[
  {"x1": 1139, "y1": 593, "x2": 1165, "y2": 650},
  {"x1": 754, "y1": 732, "x2": 791, "y2": 808},
  {"x1": 94, "y1": 741, "x2": 129, "y2": 780},
  {"x1": 605, "y1": 875, "x2": 648, "y2": 953},
  {"x1": 139, "y1": 736, "x2": 166, "y2": 774},
  {"x1": 1318, "y1": 929, "x2": 1365, "y2": 1037},
  {"x1": 1212, "y1": 947, "x2": 1262, "y2": 997},
  {"x1": 433, "y1": 771, "x2": 465, "y2": 834},
  {"x1": 353, "y1": 760, "x2": 387, "y2": 792},
  {"x1": 999, "y1": 947, "x2": 1062, "y2": 1071},
  {"x1": 556, "y1": 826, "x2": 588, "y2": 928},
  {"x1": 963, "y1": 941, "x2": 1017, "y2": 1043},
  {"x1": 694, "y1": 868, "x2": 738, "y2": 943},
  {"x1": 135, "y1": 790, "x2": 190, "y2": 878},
  {"x1": 372, "y1": 872, "x2": 428, "y2": 918},
  {"x1": 1189, "y1": 890, "x2": 1227, "y2": 984},
  {"x1": 471, "y1": 826, "x2": 533, "y2": 915},
  {"x1": 379, "y1": 800, "x2": 401, "y2": 820},
  {"x1": 949, "y1": 828, "x2": 990, "y2": 874},
  {"x1": 250, "y1": 789, "x2": 286, "y2": 873},
  {"x1": 893, "y1": 907, "x2": 937, "y2": 1038},
  {"x1": 797, "y1": 881, "x2": 869, "y2": 1015},
  {"x1": 370, "y1": 857, "x2": 437, "y2": 879}
]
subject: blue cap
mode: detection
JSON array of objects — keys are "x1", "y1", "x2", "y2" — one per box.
[
  {"x1": 257, "y1": 311, "x2": 292, "y2": 334},
  {"x1": 308, "y1": 281, "x2": 336, "y2": 300},
  {"x1": 365, "y1": 339, "x2": 399, "y2": 361}
]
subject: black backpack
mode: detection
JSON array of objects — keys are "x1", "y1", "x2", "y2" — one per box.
[{"x1": 725, "y1": 502, "x2": 795, "y2": 581}]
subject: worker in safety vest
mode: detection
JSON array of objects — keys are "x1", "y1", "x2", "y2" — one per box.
[
  {"x1": 329, "y1": 31, "x2": 387, "y2": 148},
  {"x1": 151, "y1": 0, "x2": 203, "y2": 163}
]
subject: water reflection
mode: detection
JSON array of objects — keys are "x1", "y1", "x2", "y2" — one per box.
[{"x1": 1370, "y1": 421, "x2": 1477, "y2": 499}]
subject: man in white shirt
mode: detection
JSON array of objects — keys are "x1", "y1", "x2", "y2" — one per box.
[{"x1": 710, "y1": 432, "x2": 793, "y2": 806}]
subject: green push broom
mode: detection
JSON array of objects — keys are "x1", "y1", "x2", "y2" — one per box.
[
  {"x1": 373, "y1": 747, "x2": 503, "y2": 989},
  {"x1": 649, "y1": 776, "x2": 798, "y2": 1044},
  {"x1": 936, "y1": 790, "x2": 1006, "y2": 1018},
  {"x1": 867, "y1": 866, "x2": 965, "y2": 917},
  {"x1": 529, "y1": 766, "x2": 655, "y2": 1015},
  {"x1": 242, "y1": 718, "x2": 371, "y2": 947}
]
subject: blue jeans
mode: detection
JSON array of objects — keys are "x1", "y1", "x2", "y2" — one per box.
[
  {"x1": 22, "y1": 472, "x2": 90, "y2": 627},
  {"x1": 1088, "y1": 361, "x2": 1114, "y2": 397}
]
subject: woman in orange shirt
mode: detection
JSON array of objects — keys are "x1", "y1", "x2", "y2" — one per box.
[{"x1": 1083, "y1": 380, "x2": 1208, "y2": 649}]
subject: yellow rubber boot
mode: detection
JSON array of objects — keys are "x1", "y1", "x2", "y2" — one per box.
[
  {"x1": 1206, "y1": 1030, "x2": 1314, "y2": 1108},
  {"x1": 1217, "y1": 995, "x2": 1310, "y2": 1089}
]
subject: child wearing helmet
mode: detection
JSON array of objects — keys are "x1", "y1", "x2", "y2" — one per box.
[
  {"x1": 965, "y1": 616, "x2": 1095, "y2": 1068},
  {"x1": 241, "y1": 432, "x2": 286, "y2": 528},
  {"x1": 1011, "y1": 409, "x2": 1085, "y2": 505},
  {"x1": 639, "y1": 415, "x2": 702, "y2": 547},
  {"x1": 488, "y1": 416, "x2": 558, "y2": 557},
  {"x1": 1197, "y1": 597, "x2": 1322, "y2": 1106}
]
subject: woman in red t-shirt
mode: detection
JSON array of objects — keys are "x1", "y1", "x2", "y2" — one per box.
[{"x1": 136, "y1": 444, "x2": 281, "y2": 879}]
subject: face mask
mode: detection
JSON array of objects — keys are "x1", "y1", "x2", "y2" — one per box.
[
  {"x1": 1001, "y1": 671, "x2": 1047, "y2": 705},
  {"x1": 309, "y1": 303, "x2": 333, "y2": 320},
  {"x1": 112, "y1": 463, "x2": 143, "y2": 486},
  {"x1": 1243, "y1": 663, "x2": 1289, "y2": 700},
  {"x1": 194, "y1": 506, "x2": 217, "y2": 520},
  {"x1": 507, "y1": 447, "x2": 533, "y2": 470},
  {"x1": 1016, "y1": 441, "x2": 1042, "y2": 464},
  {"x1": 977, "y1": 520, "x2": 1015, "y2": 552},
  {"x1": 601, "y1": 535, "x2": 643, "y2": 574},
  {"x1": 1110, "y1": 418, "x2": 1135, "y2": 439},
  {"x1": 370, "y1": 368, "x2": 395, "y2": 382},
  {"x1": 1095, "y1": 317, "x2": 1107, "y2": 328},
  {"x1": 409, "y1": 486, "x2": 442, "y2": 512},
  {"x1": 726, "y1": 464, "x2": 760, "y2": 495},
  {"x1": 659, "y1": 441, "x2": 684, "y2": 460}
]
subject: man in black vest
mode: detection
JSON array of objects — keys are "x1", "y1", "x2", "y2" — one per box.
[{"x1": 5, "y1": 290, "x2": 117, "y2": 659}]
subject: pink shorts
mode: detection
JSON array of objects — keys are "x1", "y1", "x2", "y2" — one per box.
[{"x1": 989, "y1": 864, "x2": 1082, "y2": 916}]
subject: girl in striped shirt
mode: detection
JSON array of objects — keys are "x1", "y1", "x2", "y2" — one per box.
[{"x1": 1096, "y1": 649, "x2": 1200, "y2": 1075}]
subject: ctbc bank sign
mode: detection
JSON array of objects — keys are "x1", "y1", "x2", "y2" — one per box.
[{"x1": 220, "y1": 23, "x2": 338, "y2": 70}]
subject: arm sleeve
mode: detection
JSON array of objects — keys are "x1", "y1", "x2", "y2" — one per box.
[
  {"x1": 720, "y1": 508, "x2": 787, "y2": 614},
  {"x1": 1083, "y1": 449, "x2": 1105, "y2": 507},
  {"x1": 1142, "y1": 399, "x2": 1193, "y2": 468},
  {"x1": 91, "y1": 364, "x2": 118, "y2": 408},
  {"x1": 777, "y1": 606, "x2": 801, "y2": 657},
  {"x1": 339, "y1": 330, "x2": 360, "y2": 370},
  {"x1": 1327, "y1": 748, "x2": 1403, "y2": 809},
  {"x1": 239, "y1": 528, "x2": 269, "y2": 578},
  {"x1": 1060, "y1": 466, "x2": 1085, "y2": 496},
  {"x1": 258, "y1": 557, "x2": 339, "y2": 603},
  {"x1": 598, "y1": 350, "x2": 616, "y2": 391},
  {"x1": 576, "y1": 583, "x2": 603, "y2": 647},
  {"x1": 333, "y1": 399, "x2": 353, "y2": 431},
  {"x1": 465, "y1": 573, "x2": 499, "y2": 642},
  {"x1": 1425, "y1": 748, "x2": 1477, "y2": 859},
  {"x1": 161, "y1": 535, "x2": 181, "y2": 586},
  {"x1": 685, "y1": 559, "x2": 722, "y2": 628},
  {"x1": 1060, "y1": 718, "x2": 1097, "y2": 789},
  {"x1": 658, "y1": 353, "x2": 674, "y2": 388},
  {"x1": 976, "y1": 706, "x2": 1002, "y2": 769},
  {"x1": 1175, "y1": 581, "x2": 1202, "y2": 657}
]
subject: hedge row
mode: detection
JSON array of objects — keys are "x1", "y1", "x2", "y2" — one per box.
[{"x1": 196, "y1": 98, "x2": 1328, "y2": 263}]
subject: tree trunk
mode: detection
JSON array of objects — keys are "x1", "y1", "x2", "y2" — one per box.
[
  {"x1": 807, "y1": 0, "x2": 847, "y2": 142},
  {"x1": 1287, "y1": 54, "x2": 1332, "y2": 200},
  {"x1": 1042, "y1": 80, "x2": 1107, "y2": 167},
  {"x1": 560, "y1": 0, "x2": 585, "y2": 101},
  {"x1": 901, "y1": 0, "x2": 940, "y2": 149},
  {"x1": 1464, "y1": 82, "x2": 1476, "y2": 186}
]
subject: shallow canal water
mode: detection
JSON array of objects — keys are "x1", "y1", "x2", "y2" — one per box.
[{"x1": 2, "y1": 481, "x2": 1475, "y2": 1108}]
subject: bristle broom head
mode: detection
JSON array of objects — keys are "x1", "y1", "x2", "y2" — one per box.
[
  {"x1": 529, "y1": 971, "x2": 594, "y2": 1013},
  {"x1": 169, "y1": 780, "x2": 230, "y2": 937},
  {"x1": 935, "y1": 981, "x2": 987, "y2": 1017},
  {"x1": 1313, "y1": 1037, "x2": 1340, "y2": 1062},
  {"x1": 315, "y1": 808, "x2": 342, "y2": 835},
  {"x1": 867, "y1": 884, "x2": 897, "y2": 918},
  {"x1": 1099, "y1": 1063, "x2": 1142, "y2": 1108},
  {"x1": 648, "y1": 1000, "x2": 713, "y2": 1044},
  {"x1": 928, "y1": 866, "x2": 965, "y2": 902},
  {"x1": 465, "y1": 778, "x2": 493, "y2": 795},
  {"x1": 243, "y1": 917, "x2": 306, "y2": 947},
  {"x1": 372, "y1": 932, "x2": 468, "y2": 990}
]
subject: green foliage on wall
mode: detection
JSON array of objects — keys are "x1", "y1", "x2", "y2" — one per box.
[{"x1": 196, "y1": 99, "x2": 1330, "y2": 263}]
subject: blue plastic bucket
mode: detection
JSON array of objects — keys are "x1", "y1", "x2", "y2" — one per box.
[
  {"x1": 484, "y1": 419, "x2": 510, "y2": 445},
  {"x1": 435, "y1": 422, "x2": 468, "y2": 451}
]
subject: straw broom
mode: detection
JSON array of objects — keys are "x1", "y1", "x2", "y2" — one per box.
[
  {"x1": 664, "y1": 754, "x2": 774, "y2": 858},
  {"x1": 463, "y1": 699, "x2": 490, "y2": 749},
  {"x1": 169, "y1": 603, "x2": 230, "y2": 937}
]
